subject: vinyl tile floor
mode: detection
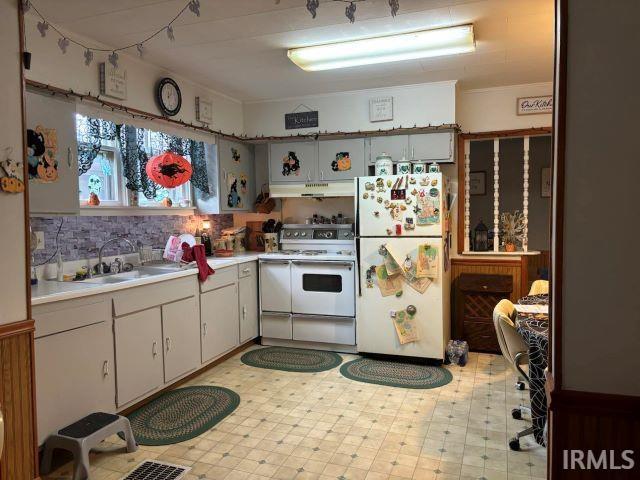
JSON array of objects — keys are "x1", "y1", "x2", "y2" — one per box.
[{"x1": 42, "y1": 347, "x2": 547, "y2": 480}]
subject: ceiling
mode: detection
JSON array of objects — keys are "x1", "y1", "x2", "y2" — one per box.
[{"x1": 30, "y1": 0, "x2": 554, "y2": 101}]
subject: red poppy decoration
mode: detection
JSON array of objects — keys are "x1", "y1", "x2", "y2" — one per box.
[{"x1": 146, "y1": 151, "x2": 192, "y2": 188}]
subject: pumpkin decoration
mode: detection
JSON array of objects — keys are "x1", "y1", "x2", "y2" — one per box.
[
  {"x1": 88, "y1": 192, "x2": 100, "y2": 206},
  {"x1": 161, "y1": 197, "x2": 173, "y2": 207},
  {"x1": 145, "y1": 151, "x2": 192, "y2": 188},
  {"x1": 1, "y1": 176, "x2": 25, "y2": 193}
]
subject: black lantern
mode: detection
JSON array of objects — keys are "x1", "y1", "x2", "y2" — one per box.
[{"x1": 473, "y1": 219, "x2": 488, "y2": 251}]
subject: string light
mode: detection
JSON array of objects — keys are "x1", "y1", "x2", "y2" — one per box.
[{"x1": 25, "y1": 0, "x2": 201, "y2": 68}]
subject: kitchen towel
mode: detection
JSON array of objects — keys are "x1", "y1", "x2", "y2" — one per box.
[{"x1": 181, "y1": 243, "x2": 214, "y2": 282}]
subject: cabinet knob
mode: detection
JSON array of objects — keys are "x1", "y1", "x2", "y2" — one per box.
[
  {"x1": 203, "y1": 322, "x2": 208, "y2": 336},
  {"x1": 242, "y1": 267, "x2": 251, "y2": 274},
  {"x1": 243, "y1": 306, "x2": 247, "y2": 320}
]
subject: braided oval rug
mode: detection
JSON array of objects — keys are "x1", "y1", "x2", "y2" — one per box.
[
  {"x1": 340, "y1": 358, "x2": 453, "y2": 389},
  {"x1": 241, "y1": 346, "x2": 343, "y2": 372}
]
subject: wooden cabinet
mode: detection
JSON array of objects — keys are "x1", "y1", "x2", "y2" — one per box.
[
  {"x1": 162, "y1": 296, "x2": 200, "y2": 383},
  {"x1": 318, "y1": 139, "x2": 365, "y2": 181},
  {"x1": 368, "y1": 135, "x2": 409, "y2": 164},
  {"x1": 409, "y1": 132, "x2": 454, "y2": 162},
  {"x1": 239, "y1": 266, "x2": 259, "y2": 343},
  {"x1": 269, "y1": 141, "x2": 318, "y2": 183},
  {"x1": 218, "y1": 138, "x2": 255, "y2": 212},
  {"x1": 201, "y1": 283, "x2": 239, "y2": 363},
  {"x1": 33, "y1": 296, "x2": 115, "y2": 444},
  {"x1": 455, "y1": 273, "x2": 513, "y2": 353},
  {"x1": 26, "y1": 90, "x2": 79, "y2": 214},
  {"x1": 113, "y1": 307, "x2": 164, "y2": 407}
]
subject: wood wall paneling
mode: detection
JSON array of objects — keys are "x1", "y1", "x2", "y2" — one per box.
[{"x1": 0, "y1": 327, "x2": 37, "y2": 480}]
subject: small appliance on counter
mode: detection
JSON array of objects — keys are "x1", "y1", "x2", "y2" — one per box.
[{"x1": 259, "y1": 223, "x2": 357, "y2": 352}]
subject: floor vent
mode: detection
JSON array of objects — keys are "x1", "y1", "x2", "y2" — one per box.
[{"x1": 120, "y1": 460, "x2": 190, "y2": 480}]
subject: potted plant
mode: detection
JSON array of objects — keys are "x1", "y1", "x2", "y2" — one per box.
[{"x1": 499, "y1": 211, "x2": 525, "y2": 252}]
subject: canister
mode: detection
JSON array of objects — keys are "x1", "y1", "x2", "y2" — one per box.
[{"x1": 375, "y1": 153, "x2": 393, "y2": 176}]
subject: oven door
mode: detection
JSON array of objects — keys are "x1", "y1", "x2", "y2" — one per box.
[{"x1": 291, "y1": 260, "x2": 355, "y2": 317}]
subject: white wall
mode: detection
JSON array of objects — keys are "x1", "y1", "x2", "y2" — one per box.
[
  {"x1": 243, "y1": 81, "x2": 457, "y2": 138},
  {"x1": 560, "y1": 1, "x2": 640, "y2": 396},
  {"x1": 24, "y1": 15, "x2": 244, "y2": 136},
  {"x1": 0, "y1": 0, "x2": 27, "y2": 324},
  {"x1": 457, "y1": 83, "x2": 553, "y2": 133}
]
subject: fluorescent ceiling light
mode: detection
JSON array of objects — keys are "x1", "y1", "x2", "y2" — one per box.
[{"x1": 288, "y1": 25, "x2": 475, "y2": 71}]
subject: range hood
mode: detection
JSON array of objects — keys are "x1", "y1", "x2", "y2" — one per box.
[{"x1": 269, "y1": 181, "x2": 355, "y2": 198}]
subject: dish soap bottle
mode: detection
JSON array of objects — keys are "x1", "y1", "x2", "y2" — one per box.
[{"x1": 56, "y1": 251, "x2": 64, "y2": 282}]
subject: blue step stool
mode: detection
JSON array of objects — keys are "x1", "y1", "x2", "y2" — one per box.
[{"x1": 40, "y1": 412, "x2": 137, "y2": 480}]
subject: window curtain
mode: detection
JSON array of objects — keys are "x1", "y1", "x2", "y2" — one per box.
[
  {"x1": 117, "y1": 126, "x2": 210, "y2": 199},
  {"x1": 76, "y1": 115, "x2": 118, "y2": 175}
]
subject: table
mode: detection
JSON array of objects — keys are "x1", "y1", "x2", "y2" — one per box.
[{"x1": 515, "y1": 293, "x2": 549, "y2": 446}]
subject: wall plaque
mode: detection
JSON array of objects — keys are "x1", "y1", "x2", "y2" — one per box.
[
  {"x1": 516, "y1": 95, "x2": 553, "y2": 115},
  {"x1": 99, "y1": 63, "x2": 127, "y2": 100},
  {"x1": 285, "y1": 110, "x2": 319, "y2": 129}
]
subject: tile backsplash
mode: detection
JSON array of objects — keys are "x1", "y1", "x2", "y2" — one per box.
[{"x1": 30, "y1": 214, "x2": 233, "y2": 264}]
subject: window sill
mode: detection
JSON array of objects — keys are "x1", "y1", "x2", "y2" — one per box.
[{"x1": 80, "y1": 206, "x2": 196, "y2": 216}]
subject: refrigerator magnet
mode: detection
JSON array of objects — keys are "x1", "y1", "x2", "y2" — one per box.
[{"x1": 362, "y1": 192, "x2": 369, "y2": 199}]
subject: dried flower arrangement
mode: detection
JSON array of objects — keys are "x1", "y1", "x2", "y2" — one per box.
[{"x1": 499, "y1": 210, "x2": 525, "y2": 251}]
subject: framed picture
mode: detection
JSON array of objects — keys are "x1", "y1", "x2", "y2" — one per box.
[
  {"x1": 541, "y1": 167, "x2": 552, "y2": 197},
  {"x1": 369, "y1": 96, "x2": 393, "y2": 122},
  {"x1": 470, "y1": 171, "x2": 486, "y2": 196}
]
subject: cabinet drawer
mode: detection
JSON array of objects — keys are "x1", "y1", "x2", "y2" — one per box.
[
  {"x1": 200, "y1": 265, "x2": 238, "y2": 293},
  {"x1": 238, "y1": 261, "x2": 257, "y2": 279},
  {"x1": 261, "y1": 313, "x2": 292, "y2": 339},
  {"x1": 113, "y1": 276, "x2": 196, "y2": 317},
  {"x1": 292, "y1": 315, "x2": 355, "y2": 345},
  {"x1": 464, "y1": 320, "x2": 500, "y2": 353},
  {"x1": 34, "y1": 295, "x2": 110, "y2": 338}
]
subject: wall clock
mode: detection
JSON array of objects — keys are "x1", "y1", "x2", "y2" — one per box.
[{"x1": 156, "y1": 77, "x2": 182, "y2": 117}]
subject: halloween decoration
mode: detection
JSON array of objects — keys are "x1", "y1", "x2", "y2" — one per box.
[
  {"x1": 87, "y1": 192, "x2": 100, "y2": 206},
  {"x1": 161, "y1": 197, "x2": 173, "y2": 207},
  {"x1": 240, "y1": 174, "x2": 248, "y2": 193},
  {"x1": 145, "y1": 151, "x2": 192, "y2": 188},
  {"x1": 27, "y1": 126, "x2": 58, "y2": 183},
  {"x1": 87, "y1": 174, "x2": 103, "y2": 196},
  {"x1": 332, "y1": 152, "x2": 351, "y2": 171},
  {"x1": 231, "y1": 147, "x2": 241, "y2": 163},
  {"x1": 282, "y1": 151, "x2": 301, "y2": 176},
  {"x1": 226, "y1": 173, "x2": 242, "y2": 208},
  {"x1": 0, "y1": 148, "x2": 25, "y2": 194}
]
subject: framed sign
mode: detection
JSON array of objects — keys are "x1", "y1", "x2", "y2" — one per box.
[
  {"x1": 285, "y1": 110, "x2": 319, "y2": 130},
  {"x1": 541, "y1": 167, "x2": 552, "y2": 197},
  {"x1": 470, "y1": 171, "x2": 486, "y2": 196},
  {"x1": 99, "y1": 63, "x2": 127, "y2": 100},
  {"x1": 195, "y1": 97, "x2": 213, "y2": 124},
  {"x1": 369, "y1": 96, "x2": 393, "y2": 122},
  {"x1": 517, "y1": 95, "x2": 553, "y2": 115}
]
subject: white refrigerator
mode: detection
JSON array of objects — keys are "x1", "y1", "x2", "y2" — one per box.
[{"x1": 355, "y1": 173, "x2": 451, "y2": 360}]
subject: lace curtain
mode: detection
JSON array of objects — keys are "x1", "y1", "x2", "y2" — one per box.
[
  {"x1": 77, "y1": 114, "x2": 210, "y2": 198},
  {"x1": 76, "y1": 115, "x2": 118, "y2": 175}
]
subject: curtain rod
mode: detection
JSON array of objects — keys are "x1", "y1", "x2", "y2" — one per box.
[{"x1": 25, "y1": 79, "x2": 461, "y2": 143}]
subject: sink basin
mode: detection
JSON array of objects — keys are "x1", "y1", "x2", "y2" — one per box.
[{"x1": 77, "y1": 264, "x2": 184, "y2": 284}]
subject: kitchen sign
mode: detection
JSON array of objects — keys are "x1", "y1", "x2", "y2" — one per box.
[
  {"x1": 517, "y1": 95, "x2": 553, "y2": 115},
  {"x1": 285, "y1": 110, "x2": 319, "y2": 129},
  {"x1": 99, "y1": 63, "x2": 127, "y2": 100},
  {"x1": 369, "y1": 96, "x2": 393, "y2": 122}
]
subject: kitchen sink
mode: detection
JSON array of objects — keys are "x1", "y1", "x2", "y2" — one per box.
[{"x1": 61, "y1": 264, "x2": 186, "y2": 285}]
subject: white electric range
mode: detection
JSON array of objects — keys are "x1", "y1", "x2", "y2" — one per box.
[{"x1": 258, "y1": 224, "x2": 357, "y2": 353}]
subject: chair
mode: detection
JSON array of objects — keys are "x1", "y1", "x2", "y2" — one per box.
[
  {"x1": 493, "y1": 299, "x2": 534, "y2": 450},
  {"x1": 528, "y1": 280, "x2": 549, "y2": 295}
]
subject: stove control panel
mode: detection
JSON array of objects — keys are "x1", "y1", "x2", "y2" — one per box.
[{"x1": 280, "y1": 224, "x2": 354, "y2": 241}]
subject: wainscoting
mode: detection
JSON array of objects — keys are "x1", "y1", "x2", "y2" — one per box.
[{"x1": 0, "y1": 321, "x2": 37, "y2": 479}]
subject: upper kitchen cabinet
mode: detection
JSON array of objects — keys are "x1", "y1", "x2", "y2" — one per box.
[
  {"x1": 318, "y1": 139, "x2": 365, "y2": 181},
  {"x1": 218, "y1": 138, "x2": 255, "y2": 212},
  {"x1": 409, "y1": 131, "x2": 455, "y2": 163},
  {"x1": 269, "y1": 141, "x2": 318, "y2": 183},
  {"x1": 26, "y1": 91, "x2": 79, "y2": 214},
  {"x1": 368, "y1": 135, "x2": 409, "y2": 164}
]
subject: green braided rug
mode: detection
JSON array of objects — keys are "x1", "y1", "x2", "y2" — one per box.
[
  {"x1": 241, "y1": 347, "x2": 342, "y2": 372},
  {"x1": 121, "y1": 386, "x2": 239, "y2": 445},
  {"x1": 340, "y1": 358, "x2": 453, "y2": 389}
]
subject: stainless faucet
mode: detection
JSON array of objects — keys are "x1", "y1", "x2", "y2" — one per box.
[{"x1": 97, "y1": 237, "x2": 136, "y2": 275}]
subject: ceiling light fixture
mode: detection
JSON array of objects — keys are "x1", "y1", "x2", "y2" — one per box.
[{"x1": 288, "y1": 24, "x2": 475, "y2": 71}]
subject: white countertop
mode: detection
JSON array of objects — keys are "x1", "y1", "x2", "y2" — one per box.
[{"x1": 32, "y1": 253, "x2": 261, "y2": 306}]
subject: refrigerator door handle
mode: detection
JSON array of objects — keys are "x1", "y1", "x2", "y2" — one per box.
[{"x1": 356, "y1": 237, "x2": 361, "y2": 296}]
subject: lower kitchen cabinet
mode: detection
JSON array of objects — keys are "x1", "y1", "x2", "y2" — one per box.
[
  {"x1": 201, "y1": 283, "x2": 239, "y2": 363},
  {"x1": 239, "y1": 270, "x2": 259, "y2": 343},
  {"x1": 35, "y1": 319, "x2": 115, "y2": 445},
  {"x1": 114, "y1": 307, "x2": 164, "y2": 407},
  {"x1": 162, "y1": 296, "x2": 200, "y2": 383}
]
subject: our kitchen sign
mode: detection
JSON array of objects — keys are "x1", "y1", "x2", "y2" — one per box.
[
  {"x1": 285, "y1": 110, "x2": 319, "y2": 129},
  {"x1": 516, "y1": 96, "x2": 553, "y2": 115}
]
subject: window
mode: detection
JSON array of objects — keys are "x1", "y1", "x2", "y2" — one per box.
[{"x1": 76, "y1": 114, "x2": 195, "y2": 209}]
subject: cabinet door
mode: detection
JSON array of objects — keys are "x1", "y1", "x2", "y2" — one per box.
[
  {"x1": 318, "y1": 139, "x2": 365, "y2": 181},
  {"x1": 368, "y1": 135, "x2": 409, "y2": 164},
  {"x1": 269, "y1": 142, "x2": 317, "y2": 183},
  {"x1": 259, "y1": 260, "x2": 291, "y2": 312},
  {"x1": 200, "y1": 283, "x2": 240, "y2": 363},
  {"x1": 409, "y1": 132, "x2": 454, "y2": 162},
  {"x1": 35, "y1": 321, "x2": 115, "y2": 445},
  {"x1": 239, "y1": 275, "x2": 259, "y2": 343},
  {"x1": 162, "y1": 296, "x2": 200, "y2": 383},
  {"x1": 114, "y1": 308, "x2": 164, "y2": 407},
  {"x1": 218, "y1": 139, "x2": 255, "y2": 212},
  {"x1": 26, "y1": 91, "x2": 79, "y2": 214}
]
